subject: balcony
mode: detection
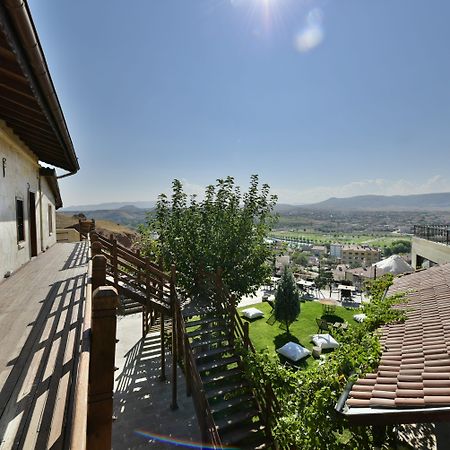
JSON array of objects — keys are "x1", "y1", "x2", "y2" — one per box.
[
  {"x1": 413, "y1": 225, "x2": 450, "y2": 245},
  {"x1": 412, "y1": 225, "x2": 450, "y2": 269}
]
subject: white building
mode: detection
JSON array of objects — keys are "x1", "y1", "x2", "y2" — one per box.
[
  {"x1": 330, "y1": 244, "x2": 342, "y2": 259},
  {"x1": 0, "y1": 4, "x2": 79, "y2": 280},
  {"x1": 275, "y1": 255, "x2": 290, "y2": 275}
]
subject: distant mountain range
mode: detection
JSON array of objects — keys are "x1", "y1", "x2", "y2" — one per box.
[
  {"x1": 304, "y1": 192, "x2": 450, "y2": 211},
  {"x1": 62, "y1": 201, "x2": 156, "y2": 212},
  {"x1": 60, "y1": 193, "x2": 450, "y2": 229}
]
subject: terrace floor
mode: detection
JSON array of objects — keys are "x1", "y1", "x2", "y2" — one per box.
[
  {"x1": 0, "y1": 242, "x2": 88, "y2": 450},
  {"x1": 112, "y1": 313, "x2": 201, "y2": 449}
]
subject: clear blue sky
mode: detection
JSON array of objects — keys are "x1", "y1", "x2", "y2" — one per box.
[{"x1": 29, "y1": 0, "x2": 450, "y2": 206}]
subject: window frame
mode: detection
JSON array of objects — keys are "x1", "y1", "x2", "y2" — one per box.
[
  {"x1": 16, "y1": 196, "x2": 25, "y2": 243},
  {"x1": 48, "y1": 204, "x2": 53, "y2": 235}
]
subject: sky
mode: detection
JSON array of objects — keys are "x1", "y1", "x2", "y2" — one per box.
[{"x1": 28, "y1": 0, "x2": 450, "y2": 206}]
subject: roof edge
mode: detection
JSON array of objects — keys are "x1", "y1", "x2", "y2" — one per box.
[{"x1": 2, "y1": 0, "x2": 79, "y2": 173}]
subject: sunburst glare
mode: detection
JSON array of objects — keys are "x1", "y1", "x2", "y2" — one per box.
[{"x1": 228, "y1": 0, "x2": 292, "y2": 35}]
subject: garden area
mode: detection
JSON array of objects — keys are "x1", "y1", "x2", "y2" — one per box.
[{"x1": 238, "y1": 300, "x2": 357, "y2": 368}]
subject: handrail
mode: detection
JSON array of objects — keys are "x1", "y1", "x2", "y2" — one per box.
[
  {"x1": 70, "y1": 239, "x2": 93, "y2": 450},
  {"x1": 414, "y1": 224, "x2": 450, "y2": 246},
  {"x1": 227, "y1": 299, "x2": 281, "y2": 444},
  {"x1": 174, "y1": 297, "x2": 223, "y2": 448},
  {"x1": 93, "y1": 232, "x2": 173, "y2": 312},
  {"x1": 96, "y1": 233, "x2": 170, "y2": 281}
]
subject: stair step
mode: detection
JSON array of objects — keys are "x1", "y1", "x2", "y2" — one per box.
[
  {"x1": 197, "y1": 356, "x2": 240, "y2": 373},
  {"x1": 202, "y1": 367, "x2": 244, "y2": 385},
  {"x1": 191, "y1": 335, "x2": 229, "y2": 349},
  {"x1": 122, "y1": 306, "x2": 143, "y2": 315},
  {"x1": 210, "y1": 394, "x2": 253, "y2": 414},
  {"x1": 215, "y1": 407, "x2": 259, "y2": 432},
  {"x1": 185, "y1": 316, "x2": 222, "y2": 328},
  {"x1": 194, "y1": 346, "x2": 233, "y2": 360},
  {"x1": 187, "y1": 325, "x2": 226, "y2": 339},
  {"x1": 206, "y1": 380, "x2": 250, "y2": 399},
  {"x1": 220, "y1": 424, "x2": 266, "y2": 447}
]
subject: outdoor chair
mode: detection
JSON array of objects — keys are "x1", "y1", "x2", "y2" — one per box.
[{"x1": 316, "y1": 318, "x2": 331, "y2": 333}]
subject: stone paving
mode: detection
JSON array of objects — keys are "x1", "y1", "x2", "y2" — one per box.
[{"x1": 112, "y1": 314, "x2": 201, "y2": 450}]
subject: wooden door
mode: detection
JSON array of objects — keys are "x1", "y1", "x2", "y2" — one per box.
[{"x1": 29, "y1": 191, "x2": 38, "y2": 257}]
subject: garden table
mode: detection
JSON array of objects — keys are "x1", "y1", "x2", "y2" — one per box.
[{"x1": 319, "y1": 298, "x2": 338, "y2": 314}]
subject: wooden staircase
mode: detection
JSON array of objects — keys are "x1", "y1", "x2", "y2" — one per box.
[
  {"x1": 88, "y1": 230, "x2": 279, "y2": 449},
  {"x1": 180, "y1": 306, "x2": 274, "y2": 449},
  {"x1": 91, "y1": 232, "x2": 173, "y2": 318}
]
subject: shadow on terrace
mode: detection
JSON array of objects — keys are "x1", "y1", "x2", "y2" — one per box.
[{"x1": 0, "y1": 242, "x2": 88, "y2": 449}]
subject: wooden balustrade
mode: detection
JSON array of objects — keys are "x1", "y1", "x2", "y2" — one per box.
[
  {"x1": 71, "y1": 236, "x2": 120, "y2": 450},
  {"x1": 174, "y1": 295, "x2": 223, "y2": 448},
  {"x1": 227, "y1": 298, "x2": 281, "y2": 444},
  {"x1": 70, "y1": 249, "x2": 93, "y2": 450},
  {"x1": 87, "y1": 285, "x2": 119, "y2": 450}
]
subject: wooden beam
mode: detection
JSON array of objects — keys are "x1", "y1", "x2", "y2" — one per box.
[
  {"x1": 3, "y1": 117, "x2": 57, "y2": 142},
  {"x1": 2, "y1": 114, "x2": 55, "y2": 138},
  {"x1": 0, "y1": 66, "x2": 28, "y2": 86},
  {"x1": 0, "y1": 91, "x2": 44, "y2": 116},
  {"x1": 0, "y1": 102, "x2": 50, "y2": 128}
]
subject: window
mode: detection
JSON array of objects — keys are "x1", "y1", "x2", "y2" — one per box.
[
  {"x1": 48, "y1": 204, "x2": 53, "y2": 235},
  {"x1": 16, "y1": 198, "x2": 25, "y2": 242}
]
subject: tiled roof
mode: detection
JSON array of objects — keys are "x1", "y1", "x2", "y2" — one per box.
[{"x1": 346, "y1": 264, "x2": 450, "y2": 412}]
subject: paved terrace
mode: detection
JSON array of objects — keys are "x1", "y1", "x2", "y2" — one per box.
[
  {"x1": 0, "y1": 242, "x2": 88, "y2": 450},
  {"x1": 113, "y1": 313, "x2": 201, "y2": 449}
]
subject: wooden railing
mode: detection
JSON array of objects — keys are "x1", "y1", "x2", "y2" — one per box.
[
  {"x1": 70, "y1": 238, "x2": 120, "y2": 450},
  {"x1": 174, "y1": 295, "x2": 223, "y2": 449},
  {"x1": 93, "y1": 233, "x2": 172, "y2": 314},
  {"x1": 227, "y1": 298, "x2": 281, "y2": 447},
  {"x1": 70, "y1": 243, "x2": 93, "y2": 450}
]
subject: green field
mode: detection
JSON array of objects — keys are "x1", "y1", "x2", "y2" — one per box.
[
  {"x1": 270, "y1": 230, "x2": 411, "y2": 247},
  {"x1": 238, "y1": 301, "x2": 357, "y2": 368}
]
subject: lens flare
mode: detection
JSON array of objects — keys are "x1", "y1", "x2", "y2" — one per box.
[
  {"x1": 294, "y1": 7, "x2": 325, "y2": 53},
  {"x1": 135, "y1": 430, "x2": 240, "y2": 449}
]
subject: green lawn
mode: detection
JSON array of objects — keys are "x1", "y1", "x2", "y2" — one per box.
[
  {"x1": 238, "y1": 301, "x2": 357, "y2": 368},
  {"x1": 270, "y1": 230, "x2": 411, "y2": 247}
]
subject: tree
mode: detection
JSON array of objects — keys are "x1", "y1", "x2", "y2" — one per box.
[
  {"x1": 291, "y1": 250, "x2": 309, "y2": 267},
  {"x1": 274, "y1": 267, "x2": 300, "y2": 335},
  {"x1": 142, "y1": 175, "x2": 277, "y2": 302},
  {"x1": 383, "y1": 240, "x2": 411, "y2": 257},
  {"x1": 315, "y1": 267, "x2": 334, "y2": 296}
]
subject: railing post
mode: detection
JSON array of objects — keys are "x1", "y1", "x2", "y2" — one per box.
[
  {"x1": 228, "y1": 298, "x2": 235, "y2": 345},
  {"x1": 159, "y1": 312, "x2": 166, "y2": 381},
  {"x1": 87, "y1": 286, "x2": 119, "y2": 450},
  {"x1": 91, "y1": 240, "x2": 102, "y2": 258},
  {"x1": 170, "y1": 264, "x2": 178, "y2": 410},
  {"x1": 157, "y1": 257, "x2": 166, "y2": 382},
  {"x1": 143, "y1": 257, "x2": 152, "y2": 339},
  {"x1": 92, "y1": 254, "x2": 107, "y2": 292},
  {"x1": 184, "y1": 335, "x2": 191, "y2": 397},
  {"x1": 111, "y1": 236, "x2": 119, "y2": 291},
  {"x1": 243, "y1": 321, "x2": 250, "y2": 351}
]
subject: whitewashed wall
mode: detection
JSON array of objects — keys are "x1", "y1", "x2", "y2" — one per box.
[
  {"x1": 40, "y1": 176, "x2": 57, "y2": 251},
  {"x1": 0, "y1": 122, "x2": 57, "y2": 279}
]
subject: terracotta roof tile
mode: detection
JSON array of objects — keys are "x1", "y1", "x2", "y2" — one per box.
[{"x1": 346, "y1": 264, "x2": 450, "y2": 412}]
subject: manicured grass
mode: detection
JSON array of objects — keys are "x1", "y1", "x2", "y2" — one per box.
[
  {"x1": 271, "y1": 230, "x2": 411, "y2": 246},
  {"x1": 238, "y1": 301, "x2": 357, "y2": 368}
]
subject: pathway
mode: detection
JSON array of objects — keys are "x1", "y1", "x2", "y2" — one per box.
[{"x1": 112, "y1": 314, "x2": 201, "y2": 449}]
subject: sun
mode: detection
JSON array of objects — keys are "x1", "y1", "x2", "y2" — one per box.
[{"x1": 228, "y1": 0, "x2": 290, "y2": 35}]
